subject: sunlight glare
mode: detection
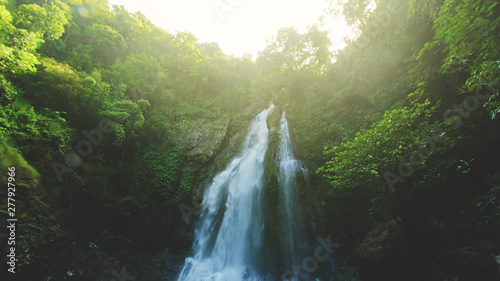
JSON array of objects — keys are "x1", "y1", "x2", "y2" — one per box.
[{"x1": 108, "y1": 0, "x2": 356, "y2": 58}]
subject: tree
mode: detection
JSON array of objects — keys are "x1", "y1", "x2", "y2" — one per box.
[
  {"x1": 255, "y1": 26, "x2": 332, "y2": 101},
  {"x1": 419, "y1": 0, "x2": 500, "y2": 118},
  {"x1": 317, "y1": 88, "x2": 453, "y2": 219},
  {"x1": 83, "y1": 23, "x2": 126, "y2": 66},
  {"x1": 1, "y1": 0, "x2": 69, "y2": 103}
]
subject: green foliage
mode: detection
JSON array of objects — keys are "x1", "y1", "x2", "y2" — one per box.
[
  {"x1": 255, "y1": 26, "x2": 332, "y2": 101},
  {"x1": 23, "y1": 57, "x2": 88, "y2": 115},
  {"x1": 317, "y1": 91, "x2": 446, "y2": 192},
  {"x1": 99, "y1": 99, "x2": 148, "y2": 145},
  {"x1": 472, "y1": 185, "x2": 500, "y2": 232},
  {"x1": 14, "y1": 0, "x2": 70, "y2": 39},
  {"x1": 421, "y1": 0, "x2": 500, "y2": 117},
  {"x1": 0, "y1": 137, "x2": 39, "y2": 178},
  {"x1": 0, "y1": 0, "x2": 265, "y2": 251},
  {"x1": 1, "y1": 0, "x2": 499, "y2": 270},
  {"x1": 327, "y1": 0, "x2": 376, "y2": 27},
  {"x1": 0, "y1": 99, "x2": 71, "y2": 168},
  {"x1": 0, "y1": 99, "x2": 69, "y2": 141},
  {"x1": 258, "y1": 26, "x2": 332, "y2": 74},
  {"x1": 83, "y1": 23, "x2": 126, "y2": 66},
  {"x1": 107, "y1": 52, "x2": 164, "y2": 101},
  {"x1": 135, "y1": 145, "x2": 187, "y2": 201},
  {"x1": 298, "y1": 0, "x2": 500, "y2": 239}
]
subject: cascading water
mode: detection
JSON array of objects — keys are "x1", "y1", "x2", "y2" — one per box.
[
  {"x1": 278, "y1": 112, "x2": 309, "y2": 278},
  {"x1": 177, "y1": 105, "x2": 275, "y2": 281}
]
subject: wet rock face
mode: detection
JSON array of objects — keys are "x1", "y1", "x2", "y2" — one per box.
[
  {"x1": 138, "y1": 248, "x2": 190, "y2": 281},
  {"x1": 177, "y1": 118, "x2": 231, "y2": 163},
  {"x1": 242, "y1": 100, "x2": 268, "y2": 118},
  {"x1": 352, "y1": 219, "x2": 404, "y2": 262},
  {"x1": 266, "y1": 105, "x2": 281, "y2": 131},
  {"x1": 334, "y1": 265, "x2": 363, "y2": 281}
]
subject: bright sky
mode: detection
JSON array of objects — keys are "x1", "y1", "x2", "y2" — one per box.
[{"x1": 107, "y1": 0, "x2": 354, "y2": 58}]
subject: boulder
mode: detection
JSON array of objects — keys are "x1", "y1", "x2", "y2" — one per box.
[
  {"x1": 352, "y1": 219, "x2": 404, "y2": 262},
  {"x1": 177, "y1": 118, "x2": 231, "y2": 163}
]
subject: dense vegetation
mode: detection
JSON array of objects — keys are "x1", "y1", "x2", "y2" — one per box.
[{"x1": 1, "y1": 0, "x2": 499, "y2": 280}]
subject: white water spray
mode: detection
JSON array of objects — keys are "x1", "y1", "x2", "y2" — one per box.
[
  {"x1": 278, "y1": 112, "x2": 308, "y2": 275},
  {"x1": 177, "y1": 105, "x2": 274, "y2": 281}
]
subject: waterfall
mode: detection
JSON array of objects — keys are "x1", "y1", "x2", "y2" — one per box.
[
  {"x1": 278, "y1": 112, "x2": 308, "y2": 278},
  {"x1": 177, "y1": 107, "x2": 313, "y2": 281},
  {"x1": 177, "y1": 105, "x2": 275, "y2": 281}
]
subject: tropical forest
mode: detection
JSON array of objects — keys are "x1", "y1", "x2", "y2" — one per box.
[{"x1": 1, "y1": 0, "x2": 500, "y2": 280}]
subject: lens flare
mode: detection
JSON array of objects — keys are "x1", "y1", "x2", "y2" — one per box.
[{"x1": 76, "y1": 5, "x2": 90, "y2": 18}]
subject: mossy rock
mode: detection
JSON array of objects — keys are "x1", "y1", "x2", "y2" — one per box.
[
  {"x1": 266, "y1": 106, "x2": 282, "y2": 132},
  {"x1": 177, "y1": 118, "x2": 231, "y2": 163}
]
